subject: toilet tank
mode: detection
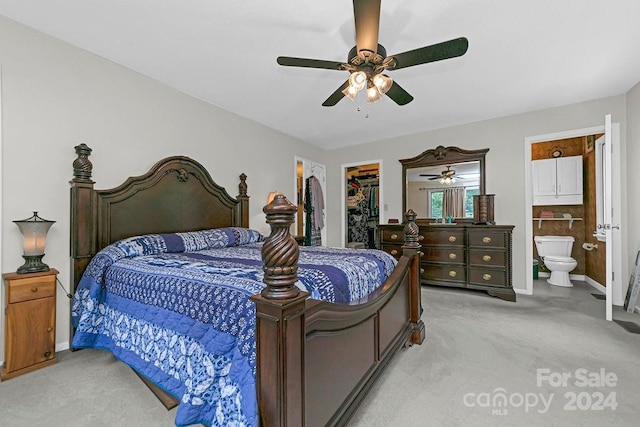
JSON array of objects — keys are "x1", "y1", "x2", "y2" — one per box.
[{"x1": 534, "y1": 236, "x2": 575, "y2": 257}]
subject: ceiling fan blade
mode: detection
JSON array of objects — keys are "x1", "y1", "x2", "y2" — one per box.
[
  {"x1": 385, "y1": 80, "x2": 414, "y2": 105},
  {"x1": 353, "y1": 0, "x2": 381, "y2": 58},
  {"x1": 389, "y1": 37, "x2": 469, "y2": 70},
  {"x1": 322, "y1": 80, "x2": 350, "y2": 107},
  {"x1": 277, "y1": 56, "x2": 345, "y2": 70}
]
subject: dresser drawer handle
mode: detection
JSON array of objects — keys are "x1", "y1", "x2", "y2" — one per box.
[
  {"x1": 482, "y1": 236, "x2": 492, "y2": 244},
  {"x1": 31, "y1": 287, "x2": 38, "y2": 293},
  {"x1": 390, "y1": 249, "x2": 398, "y2": 256},
  {"x1": 44, "y1": 350, "x2": 52, "y2": 358},
  {"x1": 448, "y1": 236, "x2": 457, "y2": 243},
  {"x1": 420, "y1": 268, "x2": 425, "y2": 274},
  {"x1": 418, "y1": 235, "x2": 424, "y2": 241},
  {"x1": 449, "y1": 253, "x2": 457, "y2": 260},
  {"x1": 482, "y1": 255, "x2": 492, "y2": 262},
  {"x1": 449, "y1": 270, "x2": 457, "y2": 278},
  {"x1": 390, "y1": 234, "x2": 398, "y2": 240},
  {"x1": 418, "y1": 251, "x2": 424, "y2": 257},
  {"x1": 483, "y1": 274, "x2": 492, "y2": 281}
]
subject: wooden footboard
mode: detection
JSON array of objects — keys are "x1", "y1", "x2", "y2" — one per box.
[{"x1": 253, "y1": 195, "x2": 424, "y2": 426}]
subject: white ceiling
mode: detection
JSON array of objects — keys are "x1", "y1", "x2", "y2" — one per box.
[{"x1": 1, "y1": 0, "x2": 639, "y2": 150}]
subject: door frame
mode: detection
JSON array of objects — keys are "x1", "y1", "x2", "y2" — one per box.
[
  {"x1": 523, "y1": 122, "x2": 623, "y2": 302},
  {"x1": 341, "y1": 159, "x2": 383, "y2": 248},
  {"x1": 295, "y1": 156, "x2": 327, "y2": 245}
]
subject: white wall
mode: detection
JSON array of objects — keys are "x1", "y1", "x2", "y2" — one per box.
[
  {"x1": 0, "y1": 16, "x2": 326, "y2": 354},
  {"x1": 626, "y1": 81, "x2": 640, "y2": 311},
  {"x1": 325, "y1": 96, "x2": 628, "y2": 294}
]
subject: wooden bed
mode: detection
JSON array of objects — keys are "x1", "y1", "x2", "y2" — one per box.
[{"x1": 69, "y1": 143, "x2": 425, "y2": 426}]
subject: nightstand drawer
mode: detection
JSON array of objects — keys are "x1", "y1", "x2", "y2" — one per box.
[{"x1": 8, "y1": 276, "x2": 56, "y2": 304}]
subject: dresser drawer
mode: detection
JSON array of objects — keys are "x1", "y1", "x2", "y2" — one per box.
[
  {"x1": 424, "y1": 247, "x2": 465, "y2": 264},
  {"x1": 467, "y1": 230, "x2": 506, "y2": 248},
  {"x1": 468, "y1": 267, "x2": 508, "y2": 287},
  {"x1": 7, "y1": 276, "x2": 56, "y2": 304},
  {"x1": 425, "y1": 230, "x2": 465, "y2": 246},
  {"x1": 468, "y1": 249, "x2": 506, "y2": 267},
  {"x1": 380, "y1": 228, "x2": 405, "y2": 244},
  {"x1": 422, "y1": 264, "x2": 466, "y2": 284},
  {"x1": 381, "y1": 244, "x2": 404, "y2": 259}
]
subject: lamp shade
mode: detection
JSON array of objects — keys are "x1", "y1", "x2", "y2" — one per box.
[{"x1": 14, "y1": 211, "x2": 55, "y2": 274}]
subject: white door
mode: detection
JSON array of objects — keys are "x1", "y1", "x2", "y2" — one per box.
[
  {"x1": 596, "y1": 114, "x2": 622, "y2": 321},
  {"x1": 301, "y1": 159, "x2": 327, "y2": 245}
]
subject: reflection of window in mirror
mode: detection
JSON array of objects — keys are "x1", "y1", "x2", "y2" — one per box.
[{"x1": 401, "y1": 146, "x2": 488, "y2": 220}]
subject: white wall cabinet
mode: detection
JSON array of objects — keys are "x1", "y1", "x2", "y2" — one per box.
[{"x1": 532, "y1": 155, "x2": 583, "y2": 205}]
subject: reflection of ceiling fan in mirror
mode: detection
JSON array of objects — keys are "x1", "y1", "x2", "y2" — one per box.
[{"x1": 420, "y1": 165, "x2": 464, "y2": 184}]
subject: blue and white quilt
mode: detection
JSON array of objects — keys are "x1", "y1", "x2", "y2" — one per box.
[{"x1": 71, "y1": 227, "x2": 396, "y2": 427}]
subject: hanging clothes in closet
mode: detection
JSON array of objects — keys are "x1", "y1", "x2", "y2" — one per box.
[
  {"x1": 347, "y1": 176, "x2": 379, "y2": 248},
  {"x1": 304, "y1": 175, "x2": 325, "y2": 246}
]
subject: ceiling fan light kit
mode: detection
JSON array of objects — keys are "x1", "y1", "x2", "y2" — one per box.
[{"x1": 276, "y1": 0, "x2": 469, "y2": 107}]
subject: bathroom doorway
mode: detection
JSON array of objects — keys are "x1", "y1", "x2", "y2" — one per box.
[{"x1": 523, "y1": 118, "x2": 623, "y2": 318}]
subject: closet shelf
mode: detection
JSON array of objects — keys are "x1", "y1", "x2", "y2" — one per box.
[{"x1": 533, "y1": 217, "x2": 583, "y2": 229}]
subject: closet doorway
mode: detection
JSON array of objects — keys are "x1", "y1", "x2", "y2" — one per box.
[
  {"x1": 295, "y1": 157, "x2": 327, "y2": 246},
  {"x1": 342, "y1": 160, "x2": 383, "y2": 249}
]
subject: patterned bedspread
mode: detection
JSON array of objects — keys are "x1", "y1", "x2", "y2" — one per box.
[{"x1": 71, "y1": 227, "x2": 396, "y2": 427}]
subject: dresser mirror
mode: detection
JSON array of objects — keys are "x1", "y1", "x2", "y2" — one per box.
[{"x1": 400, "y1": 146, "x2": 489, "y2": 221}]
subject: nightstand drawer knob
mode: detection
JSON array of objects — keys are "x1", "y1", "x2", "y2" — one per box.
[
  {"x1": 44, "y1": 350, "x2": 51, "y2": 358},
  {"x1": 449, "y1": 253, "x2": 457, "y2": 260},
  {"x1": 47, "y1": 326, "x2": 53, "y2": 332},
  {"x1": 418, "y1": 235, "x2": 424, "y2": 241},
  {"x1": 483, "y1": 274, "x2": 492, "y2": 281},
  {"x1": 449, "y1": 270, "x2": 457, "y2": 277},
  {"x1": 482, "y1": 236, "x2": 492, "y2": 243},
  {"x1": 420, "y1": 268, "x2": 425, "y2": 274},
  {"x1": 390, "y1": 234, "x2": 398, "y2": 240},
  {"x1": 482, "y1": 255, "x2": 492, "y2": 262},
  {"x1": 390, "y1": 249, "x2": 398, "y2": 256},
  {"x1": 418, "y1": 251, "x2": 424, "y2": 257},
  {"x1": 448, "y1": 236, "x2": 457, "y2": 243},
  {"x1": 31, "y1": 287, "x2": 38, "y2": 293}
]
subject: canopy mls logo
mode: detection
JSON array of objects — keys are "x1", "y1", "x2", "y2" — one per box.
[{"x1": 462, "y1": 368, "x2": 619, "y2": 415}]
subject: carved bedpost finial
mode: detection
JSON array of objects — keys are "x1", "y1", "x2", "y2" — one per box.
[
  {"x1": 73, "y1": 143, "x2": 93, "y2": 183},
  {"x1": 403, "y1": 209, "x2": 420, "y2": 248},
  {"x1": 261, "y1": 193, "x2": 299, "y2": 299},
  {"x1": 239, "y1": 173, "x2": 247, "y2": 197}
]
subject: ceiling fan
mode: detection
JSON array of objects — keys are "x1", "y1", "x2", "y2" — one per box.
[
  {"x1": 276, "y1": 0, "x2": 468, "y2": 107},
  {"x1": 420, "y1": 166, "x2": 463, "y2": 183}
]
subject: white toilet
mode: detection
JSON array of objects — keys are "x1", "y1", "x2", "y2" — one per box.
[{"x1": 534, "y1": 236, "x2": 578, "y2": 287}]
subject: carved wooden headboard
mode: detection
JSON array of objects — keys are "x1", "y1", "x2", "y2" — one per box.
[{"x1": 69, "y1": 143, "x2": 249, "y2": 296}]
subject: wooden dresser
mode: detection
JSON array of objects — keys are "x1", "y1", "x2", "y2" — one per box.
[{"x1": 378, "y1": 223, "x2": 515, "y2": 301}]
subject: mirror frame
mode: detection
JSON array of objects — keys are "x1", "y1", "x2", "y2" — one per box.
[{"x1": 400, "y1": 145, "x2": 489, "y2": 220}]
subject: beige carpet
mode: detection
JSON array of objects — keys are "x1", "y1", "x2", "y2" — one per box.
[{"x1": 1, "y1": 280, "x2": 638, "y2": 426}]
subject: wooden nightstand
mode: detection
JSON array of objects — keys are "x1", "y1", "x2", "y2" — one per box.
[{"x1": 2, "y1": 269, "x2": 58, "y2": 380}]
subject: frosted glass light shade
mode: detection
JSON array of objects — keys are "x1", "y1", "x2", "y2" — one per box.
[{"x1": 14, "y1": 211, "x2": 55, "y2": 274}]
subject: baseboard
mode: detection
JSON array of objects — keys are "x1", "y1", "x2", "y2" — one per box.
[
  {"x1": 584, "y1": 276, "x2": 606, "y2": 294},
  {"x1": 56, "y1": 342, "x2": 70, "y2": 353}
]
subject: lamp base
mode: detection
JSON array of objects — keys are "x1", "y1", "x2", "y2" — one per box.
[{"x1": 17, "y1": 255, "x2": 50, "y2": 274}]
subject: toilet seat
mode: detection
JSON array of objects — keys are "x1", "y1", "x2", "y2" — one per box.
[{"x1": 543, "y1": 255, "x2": 575, "y2": 263}]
